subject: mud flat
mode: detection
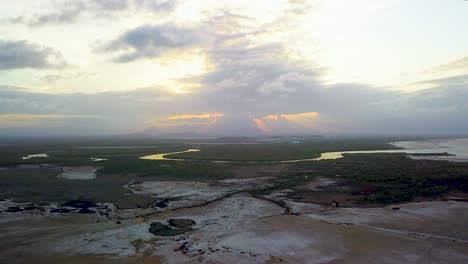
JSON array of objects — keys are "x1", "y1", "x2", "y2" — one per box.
[
  {"x1": 58, "y1": 166, "x2": 100, "y2": 180},
  {"x1": 1, "y1": 193, "x2": 467, "y2": 264},
  {"x1": 124, "y1": 177, "x2": 274, "y2": 210},
  {"x1": 294, "y1": 200, "x2": 468, "y2": 241}
]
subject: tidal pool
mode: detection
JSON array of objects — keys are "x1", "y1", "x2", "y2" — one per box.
[
  {"x1": 22, "y1": 153, "x2": 49, "y2": 160},
  {"x1": 140, "y1": 149, "x2": 200, "y2": 161},
  {"x1": 58, "y1": 166, "x2": 100, "y2": 180},
  {"x1": 90, "y1": 157, "x2": 107, "y2": 162}
]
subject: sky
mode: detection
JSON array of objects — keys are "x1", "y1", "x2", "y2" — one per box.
[{"x1": 0, "y1": 0, "x2": 467, "y2": 136}]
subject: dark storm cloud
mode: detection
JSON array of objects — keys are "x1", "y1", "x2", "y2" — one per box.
[
  {"x1": 9, "y1": 0, "x2": 176, "y2": 27},
  {"x1": 99, "y1": 24, "x2": 202, "y2": 62},
  {"x1": 0, "y1": 40, "x2": 66, "y2": 70}
]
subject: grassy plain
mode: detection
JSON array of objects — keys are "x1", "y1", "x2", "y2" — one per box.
[
  {"x1": 0, "y1": 137, "x2": 467, "y2": 208},
  {"x1": 293, "y1": 153, "x2": 468, "y2": 204}
]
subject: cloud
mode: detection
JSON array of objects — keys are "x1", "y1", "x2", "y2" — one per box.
[
  {"x1": 0, "y1": 40, "x2": 66, "y2": 70},
  {"x1": 425, "y1": 55, "x2": 468, "y2": 74},
  {"x1": 40, "y1": 72, "x2": 97, "y2": 84},
  {"x1": 10, "y1": 0, "x2": 176, "y2": 27},
  {"x1": 2, "y1": 3, "x2": 468, "y2": 136},
  {"x1": 413, "y1": 74, "x2": 468, "y2": 87},
  {"x1": 98, "y1": 24, "x2": 202, "y2": 62}
]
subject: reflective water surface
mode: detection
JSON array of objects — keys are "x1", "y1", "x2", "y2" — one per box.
[
  {"x1": 22, "y1": 153, "x2": 50, "y2": 160},
  {"x1": 310, "y1": 138, "x2": 468, "y2": 162},
  {"x1": 137, "y1": 138, "x2": 468, "y2": 163},
  {"x1": 140, "y1": 149, "x2": 201, "y2": 160}
]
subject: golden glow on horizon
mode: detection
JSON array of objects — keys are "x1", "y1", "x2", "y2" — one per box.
[
  {"x1": 0, "y1": 114, "x2": 89, "y2": 121},
  {"x1": 201, "y1": 114, "x2": 224, "y2": 133},
  {"x1": 250, "y1": 112, "x2": 320, "y2": 134},
  {"x1": 167, "y1": 113, "x2": 224, "y2": 120},
  {"x1": 0, "y1": 114, "x2": 92, "y2": 126},
  {"x1": 249, "y1": 116, "x2": 272, "y2": 135},
  {"x1": 151, "y1": 112, "x2": 224, "y2": 133},
  {"x1": 265, "y1": 112, "x2": 319, "y2": 121}
]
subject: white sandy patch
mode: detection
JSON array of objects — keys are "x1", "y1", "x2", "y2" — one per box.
[
  {"x1": 125, "y1": 181, "x2": 231, "y2": 203},
  {"x1": 265, "y1": 188, "x2": 294, "y2": 200},
  {"x1": 55, "y1": 223, "x2": 154, "y2": 256},
  {"x1": 52, "y1": 195, "x2": 284, "y2": 258},
  {"x1": 297, "y1": 200, "x2": 468, "y2": 241},
  {"x1": 58, "y1": 166, "x2": 100, "y2": 180},
  {"x1": 218, "y1": 176, "x2": 273, "y2": 186},
  {"x1": 152, "y1": 196, "x2": 343, "y2": 264},
  {"x1": 285, "y1": 200, "x2": 325, "y2": 214},
  {"x1": 220, "y1": 231, "x2": 315, "y2": 254}
]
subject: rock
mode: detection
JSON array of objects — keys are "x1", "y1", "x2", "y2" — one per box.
[
  {"x1": 149, "y1": 222, "x2": 172, "y2": 236},
  {"x1": 149, "y1": 222, "x2": 192, "y2": 237},
  {"x1": 168, "y1": 218, "x2": 195, "y2": 228},
  {"x1": 153, "y1": 199, "x2": 169, "y2": 209}
]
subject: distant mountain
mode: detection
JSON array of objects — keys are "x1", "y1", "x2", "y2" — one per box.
[{"x1": 128, "y1": 127, "x2": 215, "y2": 139}]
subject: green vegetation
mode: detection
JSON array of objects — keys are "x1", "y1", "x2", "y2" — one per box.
[
  {"x1": 0, "y1": 166, "x2": 155, "y2": 209},
  {"x1": 98, "y1": 158, "x2": 234, "y2": 181},
  {"x1": 1, "y1": 137, "x2": 466, "y2": 208},
  {"x1": 248, "y1": 171, "x2": 312, "y2": 196},
  {"x1": 299, "y1": 153, "x2": 468, "y2": 204},
  {"x1": 0, "y1": 159, "x2": 236, "y2": 208}
]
